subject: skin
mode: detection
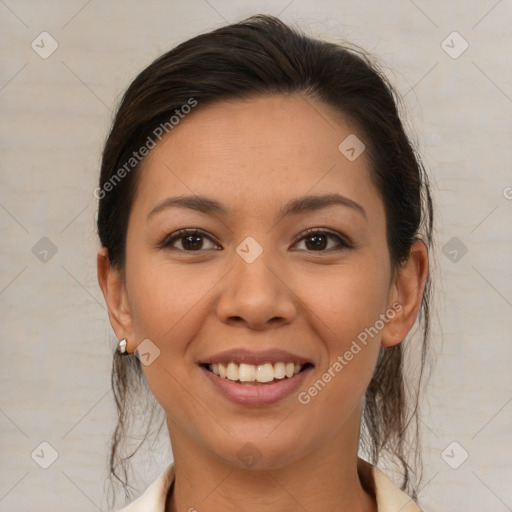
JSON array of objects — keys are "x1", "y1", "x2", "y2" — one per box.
[{"x1": 98, "y1": 94, "x2": 428, "y2": 512}]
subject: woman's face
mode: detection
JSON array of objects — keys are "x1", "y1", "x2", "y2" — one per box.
[{"x1": 112, "y1": 94, "x2": 407, "y2": 468}]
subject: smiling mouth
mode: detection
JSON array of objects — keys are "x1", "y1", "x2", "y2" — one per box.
[{"x1": 202, "y1": 361, "x2": 314, "y2": 385}]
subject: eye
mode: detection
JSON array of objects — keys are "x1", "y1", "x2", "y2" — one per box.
[
  {"x1": 292, "y1": 228, "x2": 352, "y2": 252},
  {"x1": 159, "y1": 228, "x2": 352, "y2": 253},
  {"x1": 160, "y1": 229, "x2": 221, "y2": 251}
]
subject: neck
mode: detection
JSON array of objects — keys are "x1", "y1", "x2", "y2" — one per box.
[{"x1": 165, "y1": 417, "x2": 377, "y2": 512}]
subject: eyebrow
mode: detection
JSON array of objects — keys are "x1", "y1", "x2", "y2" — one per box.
[{"x1": 147, "y1": 193, "x2": 367, "y2": 222}]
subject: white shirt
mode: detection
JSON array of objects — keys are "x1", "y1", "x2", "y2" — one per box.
[{"x1": 117, "y1": 459, "x2": 421, "y2": 512}]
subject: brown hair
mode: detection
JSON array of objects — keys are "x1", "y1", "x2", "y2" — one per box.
[{"x1": 97, "y1": 14, "x2": 434, "y2": 506}]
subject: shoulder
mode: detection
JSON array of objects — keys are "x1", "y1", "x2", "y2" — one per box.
[
  {"x1": 115, "y1": 463, "x2": 175, "y2": 512},
  {"x1": 114, "y1": 460, "x2": 421, "y2": 512},
  {"x1": 358, "y1": 458, "x2": 422, "y2": 512}
]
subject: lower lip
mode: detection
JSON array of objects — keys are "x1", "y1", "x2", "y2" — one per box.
[{"x1": 200, "y1": 365, "x2": 313, "y2": 406}]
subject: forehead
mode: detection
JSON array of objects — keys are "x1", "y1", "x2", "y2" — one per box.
[{"x1": 132, "y1": 94, "x2": 383, "y2": 222}]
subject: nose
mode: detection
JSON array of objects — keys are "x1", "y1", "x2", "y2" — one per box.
[{"x1": 215, "y1": 247, "x2": 298, "y2": 330}]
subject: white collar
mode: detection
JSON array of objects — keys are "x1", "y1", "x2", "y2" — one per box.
[{"x1": 118, "y1": 459, "x2": 422, "y2": 512}]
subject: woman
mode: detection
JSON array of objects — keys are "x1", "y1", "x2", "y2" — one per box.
[{"x1": 96, "y1": 14, "x2": 433, "y2": 512}]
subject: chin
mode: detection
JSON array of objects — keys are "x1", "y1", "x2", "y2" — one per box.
[{"x1": 203, "y1": 426, "x2": 314, "y2": 471}]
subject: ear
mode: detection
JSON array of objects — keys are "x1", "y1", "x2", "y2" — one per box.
[
  {"x1": 381, "y1": 240, "x2": 429, "y2": 348},
  {"x1": 97, "y1": 247, "x2": 136, "y2": 351}
]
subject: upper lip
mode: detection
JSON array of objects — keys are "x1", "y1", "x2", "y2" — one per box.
[{"x1": 198, "y1": 348, "x2": 314, "y2": 366}]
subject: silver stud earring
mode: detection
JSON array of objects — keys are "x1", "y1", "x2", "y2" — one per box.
[{"x1": 117, "y1": 338, "x2": 128, "y2": 355}]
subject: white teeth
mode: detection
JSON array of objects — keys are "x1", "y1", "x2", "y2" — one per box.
[
  {"x1": 273, "y1": 362, "x2": 286, "y2": 379},
  {"x1": 226, "y1": 362, "x2": 239, "y2": 381},
  {"x1": 239, "y1": 363, "x2": 256, "y2": 382},
  {"x1": 208, "y1": 361, "x2": 306, "y2": 383},
  {"x1": 256, "y1": 363, "x2": 274, "y2": 383}
]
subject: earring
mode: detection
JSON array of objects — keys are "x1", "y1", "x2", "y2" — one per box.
[{"x1": 117, "y1": 338, "x2": 129, "y2": 355}]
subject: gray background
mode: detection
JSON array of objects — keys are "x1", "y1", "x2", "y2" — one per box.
[{"x1": 1, "y1": 1, "x2": 511, "y2": 511}]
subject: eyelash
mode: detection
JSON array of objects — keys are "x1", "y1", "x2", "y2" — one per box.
[{"x1": 159, "y1": 228, "x2": 353, "y2": 253}]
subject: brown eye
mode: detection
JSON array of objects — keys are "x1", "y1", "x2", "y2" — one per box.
[
  {"x1": 293, "y1": 229, "x2": 352, "y2": 252},
  {"x1": 180, "y1": 233, "x2": 204, "y2": 250},
  {"x1": 304, "y1": 233, "x2": 328, "y2": 250},
  {"x1": 161, "y1": 229, "x2": 220, "y2": 251}
]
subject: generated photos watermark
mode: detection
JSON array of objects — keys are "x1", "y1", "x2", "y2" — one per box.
[
  {"x1": 297, "y1": 302, "x2": 403, "y2": 405},
  {"x1": 93, "y1": 98, "x2": 198, "y2": 200}
]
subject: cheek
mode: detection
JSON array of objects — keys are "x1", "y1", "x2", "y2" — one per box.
[
  {"x1": 293, "y1": 258, "x2": 389, "y2": 407},
  {"x1": 126, "y1": 256, "x2": 215, "y2": 341},
  {"x1": 297, "y1": 256, "x2": 391, "y2": 343},
  {"x1": 124, "y1": 257, "x2": 218, "y2": 409}
]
